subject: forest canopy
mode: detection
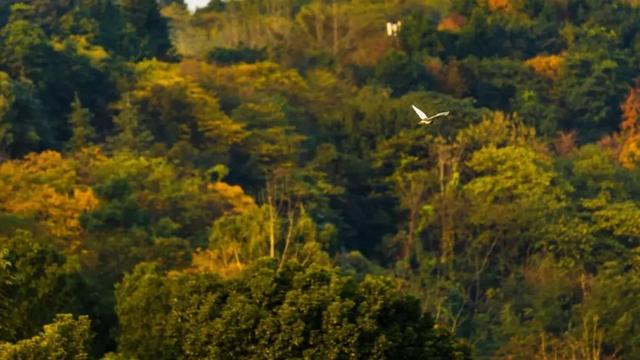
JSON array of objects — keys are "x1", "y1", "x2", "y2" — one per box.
[{"x1": 2, "y1": 0, "x2": 640, "y2": 358}]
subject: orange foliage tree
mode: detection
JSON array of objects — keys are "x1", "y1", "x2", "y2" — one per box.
[
  {"x1": 437, "y1": 13, "x2": 466, "y2": 32},
  {"x1": 618, "y1": 86, "x2": 640, "y2": 168},
  {"x1": 525, "y1": 54, "x2": 565, "y2": 81},
  {"x1": 0, "y1": 151, "x2": 98, "y2": 251}
]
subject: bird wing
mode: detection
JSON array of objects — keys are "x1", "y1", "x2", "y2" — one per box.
[
  {"x1": 427, "y1": 111, "x2": 450, "y2": 120},
  {"x1": 411, "y1": 104, "x2": 428, "y2": 120}
]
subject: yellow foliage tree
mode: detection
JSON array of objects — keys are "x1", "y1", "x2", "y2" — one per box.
[
  {"x1": 0, "y1": 151, "x2": 98, "y2": 251},
  {"x1": 129, "y1": 60, "x2": 248, "y2": 150},
  {"x1": 51, "y1": 35, "x2": 110, "y2": 67},
  {"x1": 207, "y1": 182, "x2": 257, "y2": 215},
  {"x1": 210, "y1": 61, "x2": 308, "y2": 99},
  {"x1": 89, "y1": 150, "x2": 257, "y2": 231},
  {"x1": 525, "y1": 54, "x2": 565, "y2": 81}
]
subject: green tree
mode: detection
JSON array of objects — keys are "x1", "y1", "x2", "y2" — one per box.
[
  {"x1": 577, "y1": 252, "x2": 640, "y2": 358},
  {"x1": 0, "y1": 248, "x2": 11, "y2": 340},
  {"x1": 0, "y1": 230, "x2": 82, "y2": 342},
  {"x1": 0, "y1": 4, "x2": 50, "y2": 79},
  {"x1": 114, "y1": 259, "x2": 470, "y2": 359},
  {"x1": 0, "y1": 314, "x2": 92, "y2": 360},
  {"x1": 66, "y1": 94, "x2": 95, "y2": 152},
  {"x1": 0, "y1": 72, "x2": 51, "y2": 156},
  {"x1": 554, "y1": 27, "x2": 634, "y2": 140},
  {"x1": 373, "y1": 50, "x2": 434, "y2": 96},
  {"x1": 119, "y1": 0, "x2": 174, "y2": 59},
  {"x1": 107, "y1": 97, "x2": 153, "y2": 154}
]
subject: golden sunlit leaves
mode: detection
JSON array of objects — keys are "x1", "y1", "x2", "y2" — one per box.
[
  {"x1": 437, "y1": 13, "x2": 466, "y2": 32},
  {"x1": 619, "y1": 132, "x2": 640, "y2": 169},
  {"x1": 487, "y1": 0, "x2": 515, "y2": 12},
  {"x1": 52, "y1": 35, "x2": 110, "y2": 66},
  {"x1": 0, "y1": 147, "x2": 265, "y2": 260},
  {"x1": 0, "y1": 151, "x2": 75, "y2": 191},
  {"x1": 73, "y1": 188, "x2": 99, "y2": 212},
  {"x1": 602, "y1": 86, "x2": 640, "y2": 169},
  {"x1": 456, "y1": 111, "x2": 538, "y2": 151},
  {"x1": 0, "y1": 151, "x2": 98, "y2": 251},
  {"x1": 621, "y1": 87, "x2": 640, "y2": 131},
  {"x1": 37, "y1": 187, "x2": 98, "y2": 248},
  {"x1": 525, "y1": 54, "x2": 565, "y2": 81},
  {"x1": 207, "y1": 182, "x2": 257, "y2": 215},
  {"x1": 187, "y1": 248, "x2": 244, "y2": 278},
  {"x1": 130, "y1": 59, "x2": 249, "y2": 147},
  {"x1": 211, "y1": 61, "x2": 308, "y2": 99}
]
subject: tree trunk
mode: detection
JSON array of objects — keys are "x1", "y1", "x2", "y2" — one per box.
[
  {"x1": 278, "y1": 206, "x2": 295, "y2": 270},
  {"x1": 267, "y1": 195, "x2": 276, "y2": 258},
  {"x1": 406, "y1": 208, "x2": 416, "y2": 259},
  {"x1": 332, "y1": 1, "x2": 338, "y2": 56},
  {"x1": 314, "y1": 2, "x2": 324, "y2": 49}
]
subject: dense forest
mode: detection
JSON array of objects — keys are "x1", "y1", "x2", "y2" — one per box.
[{"x1": 1, "y1": 0, "x2": 640, "y2": 358}]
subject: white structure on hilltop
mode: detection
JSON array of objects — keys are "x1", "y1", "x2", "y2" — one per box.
[
  {"x1": 386, "y1": 21, "x2": 402, "y2": 36},
  {"x1": 186, "y1": 0, "x2": 210, "y2": 13}
]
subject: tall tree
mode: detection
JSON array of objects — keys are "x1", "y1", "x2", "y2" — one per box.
[
  {"x1": 0, "y1": 4, "x2": 50, "y2": 79},
  {"x1": 107, "y1": 96, "x2": 153, "y2": 154},
  {"x1": 0, "y1": 72, "x2": 50, "y2": 157},
  {"x1": 119, "y1": 0, "x2": 174, "y2": 59},
  {"x1": 66, "y1": 94, "x2": 95, "y2": 152}
]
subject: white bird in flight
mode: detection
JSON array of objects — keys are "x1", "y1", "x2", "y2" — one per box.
[{"x1": 411, "y1": 104, "x2": 450, "y2": 125}]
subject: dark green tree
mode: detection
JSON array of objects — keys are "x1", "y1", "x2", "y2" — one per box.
[
  {"x1": 0, "y1": 4, "x2": 50, "y2": 79},
  {"x1": 119, "y1": 0, "x2": 174, "y2": 59},
  {"x1": 373, "y1": 50, "x2": 435, "y2": 96},
  {"x1": 0, "y1": 72, "x2": 51, "y2": 156},
  {"x1": 0, "y1": 230, "x2": 83, "y2": 342},
  {"x1": 114, "y1": 259, "x2": 470, "y2": 359}
]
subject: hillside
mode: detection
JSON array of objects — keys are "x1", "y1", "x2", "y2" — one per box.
[{"x1": 1, "y1": 0, "x2": 640, "y2": 358}]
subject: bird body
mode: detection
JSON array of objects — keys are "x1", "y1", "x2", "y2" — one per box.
[{"x1": 411, "y1": 104, "x2": 450, "y2": 125}]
